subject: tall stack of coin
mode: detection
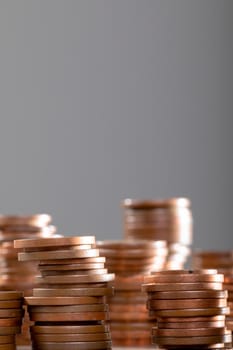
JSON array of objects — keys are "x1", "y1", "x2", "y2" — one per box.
[
  {"x1": 97, "y1": 239, "x2": 168, "y2": 347},
  {"x1": 0, "y1": 214, "x2": 57, "y2": 346},
  {"x1": 14, "y1": 236, "x2": 114, "y2": 350},
  {"x1": 193, "y1": 251, "x2": 233, "y2": 334},
  {"x1": 0, "y1": 291, "x2": 24, "y2": 350},
  {"x1": 142, "y1": 269, "x2": 232, "y2": 349},
  {"x1": 122, "y1": 198, "x2": 193, "y2": 269}
]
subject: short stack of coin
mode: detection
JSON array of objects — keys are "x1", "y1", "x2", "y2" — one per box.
[
  {"x1": 193, "y1": 251, "x2": 233, "y2": 334},
  {"x1": 97, "y1": 239, "x2": 168, "y2": 347},
  {"x1": 0, "y1": 214, "x2": 57, "y2": 346},
  {"x1": 14, "y1": 236, "x2": 114, "y2": 350},
  {"x1": 142, "y1": 269, "x2": 232, "y2": 349},
  {"x1": 0, "y1": 291, "x2": 24, "y2": 350},
  {"x1": 122, "y1": 198, "x2": 193, "y2": 269}
]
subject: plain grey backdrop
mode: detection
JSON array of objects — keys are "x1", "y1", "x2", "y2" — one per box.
[{"x1": 0, "y1": 0, "x2": 232, "y2": 250}]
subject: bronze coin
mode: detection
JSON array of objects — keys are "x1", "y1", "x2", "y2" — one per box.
[
  {"x1": 142, "y1": 282, "x2": 223, "y2": 292},
  {"x1": 36, "y1": 273, "x2": 115, "y2": 284},
  {"x1": 0, "y1": 214, "x2": 51, "y2": 227},
  {"x1": 0, "y1": 335, "x2": 15, "y2": 345},
  {"x1": 33, "y1": 287, "x2": 114, "y2": 297},
  {"x1": 18, "y1": 248, "x2": 100, "y2": 261},
  {"x1": 0, "y1": 327, "x2": 21, "y2": 335},
  {"x1": 152, "y1": 327, "x2": 227, "y2": 336},
  {"x1": 0, "y1": 291, "x2": 23, "y2": 300},
  {"x1": 150, "y1": 307, "x2": 230, "y2": 317},
  {"x1": 25, "y1": 296, "x2": 105, "y2": 305},
  {"x1": 14, "y1": 236, "x2": 96, "y2": 249},
  {"x1": 29, "y1": 311, "x2": 109, "y2": 322},
  {"x1": 122, "y1": 198, "x2": 191, "y2": 209},
  {"x1": 28, "y1": 304, "x2": 108, "y2": 313},
  {"x1": 147, "y1": 298, "x2": 227, "y2": 309},
  {"x1": 148, "y1": 290, "x2": 228, "y2": 300},
  {"x1": 97, "y1": 239, "x2": 166, "y2": 249},
  {"x1": 157, "y1": 315, "x2": 226, "y2": 322},
  {"x1": 31, "y1": 340, "x2": 112, "y2": 350},
  {"x1": 149, "y1": 269, "x2": 217, "y2": 275},
  {"x1": 38, "y1": 256, "x2": 106, "y2": 265},
  {"x1": 31, "y1": 324, "x2": 109, "y2": 334},
  {"x1": 22, "y1": 244, "x2": 94, "y2": 252},
  {"x1": 31, "y1": 333, "x2": 111, "y2": 342}
]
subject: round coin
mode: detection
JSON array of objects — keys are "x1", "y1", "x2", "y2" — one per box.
[
  {"x1": 31, "y1": 324, "x2": 109, "y2": 334},
  {"x1": 14, "y1": 236, "x2": 96, "y2": 249},
  {"x1": 31, "y1": 340, "x2": 112, "y2": 350},
  {"x1": 147, "y1": 298, "x2": 227, "y2": 309},
  {"x1": 32, "y1": 287, "x2": 114, "y2": 297},
  {"x1": 31, "y1": 333, "x2": 111, "y2": 342},
  {"x1": 35, "y1": 273, "x2": 115, "y2": 284},
  {"x1": 150, "y1": 307, "x2": 230, "y2": 317},
  {"x1": 18, "y1": 248, "x2": 100, "y2": 261}
]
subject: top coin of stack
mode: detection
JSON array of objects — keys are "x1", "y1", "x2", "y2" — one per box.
[
  {"x1": 142, "y1": 269, "x2": 232, "y2": 349},
  {"x1": 193, "y1": 251, "x2": 233, "y2": 334},
  {"x1": 97, "y1": 239, "x2": 167, "y2": 347},
  {"x1": 14, "y1": 235, "x2": 115, "y2": 350},
  {"x1": 0, "y1": 214, "x2": 58, "y2": 346},
  {"x1": 122, "y1": 198, "x2": 192, "y2": 269}
]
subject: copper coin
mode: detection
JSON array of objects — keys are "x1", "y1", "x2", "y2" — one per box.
[
  {"x1": 0, "y1": 291, "x2": 23, "y2": 300},
  {"x1": 29, "y1": 311, "x2": 109, "y2": 322},
  {"x1": 152, "y1": 331, "x2": 232, "y2": 345},
  {"x1": 28, "y1": 304, "x2": 108, "y2": 313},
  {"x1": 31, "y1": 333, "x2": 111, "y2": 342},
  {"x1": 144, "y1": 273, "x2": 223, "y2": 283},
  {"x1": 152, "y1": 327, "x2": 227, "y2": 336},
  {"x1": 39, "y1": 257, "x2": 106, "y2": 265},
  {"x1": 0, "y1": 214, "x2": 51, "y2": 227},
  {"x1": 25, "y1": 296, "x2": 105, "y2": 305},
  {"x1": 0, "y1": 300, "x2": 22, "y2": 309},
  {"x1": 33, "y1": 287, "x2": 113, "y2": 297},
  {"x1": 22, "y1": 244, "x2": 94, "y2": 252},
  {"x1": 122, "y1": 198, "x2": 191, "y2": 209},
  {"x1": 157, "y1": 315, "x2": 226, "y2": 322},
  {"x1": 0, "y1": 335, "x2": 15, "y2": 345},
  {"x1": 39, "y1": 263, "x2": 105, "y2": 271},
  {"x1": 0, "y1": 309, "x2": 24, "y2": 318},
  {"x1": 0, "y1": 344, "x2": 16, "y2": 350},
  {"x1": 31, "y1": 340, "x2": 112, "y2": 350},
  {"x1": 142, "y1": 282, "x2": 223, "y2": 292},
  {"x1": 148, "y1": 298, "x2": 227, "y2": 309},
  {"x1": 35, "y1": 273, "x2": 115, "y2": 284},
  {"x1": 18, "y1": 248, "x2": 100, "y2": 261},
  {"x1": 40, "y1": 268, "x2": 108, "y2": 277},
  {"x1": 148, "y1": 290, "x2": 228, "y2": 299},
  {"x1": 150, "y1": 269, "x2": 217, "y2": 275},
  {"x1": 109, "y1": 304, "x2": 147, "y2": 313},
  {"x1": 0, "y1": 327, "x2": 21, "y2": 335},
  {"x1": 97, "y1": 239, "x2": 166, "y2": 249},
  {"x1": 150, "y1": 307, "x2": 230, "y2": 317},
  {"x1": 31, "y1": 324, "x2": 109, "y2": 334},
  {"x1": 0, "y1": 319, "x2": 22, "y2": 326},
  {"x1": 14, "y1": 236, "x2": 96, "y2": 249},
  {"x1": 157, "y1": 320, "x2": 226, "y2": 329}
]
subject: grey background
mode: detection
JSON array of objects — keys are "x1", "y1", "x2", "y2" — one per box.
[{"x1": 0, "y1": 0, "x2": 232, "y2": 250}]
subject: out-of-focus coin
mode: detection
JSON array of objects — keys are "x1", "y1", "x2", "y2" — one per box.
[
  {"x1": 18, "y1": 248, "x2": 100, "y2": 261},
  {"x1": 35, "y1": 273, "x2": 115, "y2": 284},
  {"x1": 31, "y1": 324, "x2": 109, "y2": 334},
  {"x1": 31, "y1": 340, "x2": 112, "y2": 350},
  {"x1": 33, "y1": 287, "x2": 114, "y2": 297},
  {"x1": 147, "y1": 290, "x2": 228, "y2": 299},
  {"x1": 142, "y1": 282, "x2": 223, "y2": 292},
  {"x1": 31, "y1": 332, "x2": 111, "y2": 342},
  {"x1": 147, "y1": 298, "x2": 227, "y2": 309},
  {"x1": 14, "y1": 236, "x2": 96, "y2": 249},
  {"x1": 29, "y1": 311, "x2": 109, "y2": 322},
  {"x1": 149, "y1": 307, "x2": 230, "y2": 317},
  {"x1": 25, "y1": 296, "x2": 105, "y2": 305}
]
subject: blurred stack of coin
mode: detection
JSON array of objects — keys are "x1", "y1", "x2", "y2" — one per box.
[
  {"x1": 0, "y1": 214, "x2": 57, "y2": 345},
  {"x1": 14, "y1": 236, "x2": 114, "y2": 350},
  {"x1": 193, "y1": 251, "x2": 233, "y2": 333},
  {"x1": 0, "y1": 291, "x2": 24, "y2": 350},
  {"x1": 142, "y1": 269, "x2": 232, "y2": 349},
  {"x1": 122, "y1": 198, "x2": 193, "y2": 269},
  {"x1": 97, "y1": 239, "x2": 168, "y2": 347}
]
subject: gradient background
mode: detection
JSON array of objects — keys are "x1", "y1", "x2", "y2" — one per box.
[{"x1": 0, "y1": 0, "x2": 232, "y2": 250}]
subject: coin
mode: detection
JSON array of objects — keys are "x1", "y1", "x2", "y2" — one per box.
[
  {"x1": 152, "y1": 327, "x2": 227, "y2": 336},
  {"x1": 39, "y1": 263, "x2": 105, "y2": 271},
  {"x1": 148, "y1": 298, "x2": 227, "y2": 309},
  {"x1": 0, "y1": 335, "x2": 15, "y2": 344},
  {"x1": 18, "y1": 248, "x2": 100, "y2": 261},
  {"x1": 0, "y1": 344, "x2": 16, "y2": 350},
  {"x1": 14, "y1": 236, "x2": 96, "y2": 249},
  {"x1": 35, "y1": 273, "x2": 115, "y2": 284},
  {"x1": 144, "y1": 273, "x2": 224, "y2": 283},
  {"x1": 0, "y1": 309, "x2": 24, "y2": 318},
  {"x1": 148, "y1": 290, "x2": 228, "y2": 299},
  {"x1": 0, "y1": 327, "x2": 21, "y2": 335},
  {"x1": 0, "y1": 291, "x2": 23, "y2": 300},
  {"x1": 152, "y1": 331, "x2": 232, "y2": 345},
  {"x1": 25, "y1": 296, "x2": 105, "y2": 305},
  {"x1": 0, "y1": 214, "x2": 51, "y2": 227},
  {"x1": 157, "y1": 320, "x2": 226, "y2": 329},
  {"x1": 31, "y1": 324, "x2": 109, "y2": 334},
  {"x1": 39, "y1": 257, "x2": 106, "y2": 265},
  {"x1": 122, "y1": 198, "x2": 191, "y2": 209},
  {"x1": 142, "y1": 282, "x2": 223, "y2": 292},
  {"x1": 33, "y1": 287, "x2": 114, "y2": 297},
  {"x1": 29, "y1": 311, "x2": 109, "y2": 321},
  {"x1": 31, "y1": 333, "x2": 111, "y2": 342},
  {"x1": 40, "y1": 268, "x2": 108, "y2": 277},
  {"x1": 31, "y1": 340, "x2": 112, "y2": 350},
  {"x1": 28, "y1": 304, "x2": 108, "y2": 313},
  {"x1": 0, "y1": 300, "x2": 22, "y2": 308},
  {"x1": 149, "y1": 307, "x2": 230, "y2": 317}
]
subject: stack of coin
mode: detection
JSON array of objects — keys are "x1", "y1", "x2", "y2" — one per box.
[
  {"x1": 97, "y1": 239, "x2": 167, "y2": 347},
  {"x1": 14, "y1": 236, "x2": 114, "y2": 350},
  {"x1": 0, "y1": 214, "x2": 57, "y2": 346},
  {"x1": 0, "y1": 291, "x2": 24, "y2": 350},
  {"x1": 122, "y1": 198, "x2": 193, "y2": 269},
  {"x1": 142, "y1": 269, "x2": 232, "y2": 349},
  {"x1": 193, "y1": 251, "x2": 233, "y2": 333}
]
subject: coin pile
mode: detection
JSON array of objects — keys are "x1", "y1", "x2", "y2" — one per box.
[
  {"x1": 14, "y1": 235, "x2": 114, "y2": 350},
  {"x1": 193, "y1": 251, "x2": 233, "y2": 333},
  {"x1": 122, "y1": 198, "x2": 193, "y2": 269},
  {"x1": 142, "y1": 270, "x2": 232, "y2": 349},
  {"x1": 0, "y1": 214, "x2": 57, "y2": 346},
  {"x1": 97, "y1": 239, "x2": 168, "y2": 347},
  {"x1": 0, "y1": 291, "x2": 24, "y2": 350}
]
